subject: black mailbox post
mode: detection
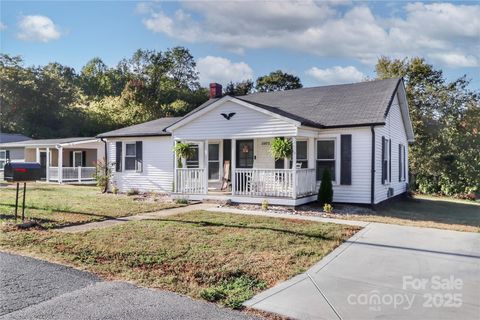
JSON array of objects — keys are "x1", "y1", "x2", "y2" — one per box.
[{"x1": 3, "y1": 162, "x2": 42, "y2": 222}]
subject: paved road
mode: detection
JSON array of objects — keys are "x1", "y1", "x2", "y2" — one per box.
[
  {"x1": 0, "y1": 252, "x2": 257, "y2": 320},
  {"x1": 245, "y1": 223, "x2": 480, "y2": 320}
]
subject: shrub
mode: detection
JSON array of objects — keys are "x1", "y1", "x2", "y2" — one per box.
[
  {"x1": 318, "y1": 168, "x2": 333, "y2": 205},
  {"x1": 261, "y1": 199, "x2": 269, "y2": 211},
  {"x1": 175, "y1": 198, "x2": 189, "y2": 205},
  {"x1": 92, "y1": 159, "x2": 112, "y2": 193},
  {"x1": 127, "y1": 189, "x2": 140, "y2": 196},
  {"x1": 323, "y1": 203, "x2": 333, "y2": 213}
]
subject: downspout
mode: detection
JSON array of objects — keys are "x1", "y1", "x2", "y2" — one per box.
[
  {"x1": 370, "y1": 125, "x2": 376, "y2": 207},
  {"x1": 100, "y1": 138, "x2": 108, "y2": 193}
]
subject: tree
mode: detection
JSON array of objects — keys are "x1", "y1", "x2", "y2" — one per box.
[
  {"x1": 255, "y1": 70, "x2": 302, "y2": 92},
  {"x1": 224, "y1": 80, "x2": 254, "y2": 96},
  {"x1": 375, "y1": 56, "x2": 480, "y2": 196},
  {"x1": 318, "y1": 168, "x2": 333, "y2": 205}
]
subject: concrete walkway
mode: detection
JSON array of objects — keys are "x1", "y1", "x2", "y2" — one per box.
[
  {"x1": 241, "y1": 219, "x2": 480, "y2": 320},
  {"x1": 59, "y1": 203, "x2": 217, "y2": 233}
]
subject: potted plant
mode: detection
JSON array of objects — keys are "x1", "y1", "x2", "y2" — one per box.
[
  {"x1": 173, "y1": 142, "x2": 194, "y2": 168},
  {"x1": 270, "y1": 137, "x2": 292, "y2": 166}
]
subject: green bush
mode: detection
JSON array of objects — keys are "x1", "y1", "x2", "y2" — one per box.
[
  {"x1": 318, "y1": 168, "x2": 333, "y2": 205},
  {"x1": 127, "y1": 189, "x2": 140, "y2": 196},
  {"x1": 175, "y1": 198, "x2": 189, "y2": 205}
]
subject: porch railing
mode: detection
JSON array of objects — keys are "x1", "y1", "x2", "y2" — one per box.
[
  {"x1": 175, "y1": 168, "x2": 206, "y2": 194},
  {"x1": 234, "y1": 168, "x2": 317, "y2": 198},
  {"x1": 48, "y1": 166, "x2": 96, "y2": 182},
  {"x1": 295, "y1": 169, "x2": 317, "y2": 197}
]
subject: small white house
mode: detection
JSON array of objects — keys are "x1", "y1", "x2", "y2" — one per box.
[
  {"x1": 0, "y1": 137, "x2": 104, "y2": 183},
  {"x1": 0, "y1": 133, "x2": 31, "y2": 170},
  {"x1": 98, "y1": 78, "x2": 414, "y2": 206}
]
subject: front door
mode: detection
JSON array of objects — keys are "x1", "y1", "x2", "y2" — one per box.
[
  {"x1": 236, "y1": 140, "x2": 254, "y2": 168},
  {"x1": 39, "y1": 152, "x2": 47, "y2": 179}
]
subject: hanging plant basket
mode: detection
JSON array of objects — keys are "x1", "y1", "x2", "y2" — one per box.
[
  {"x1": 173, "y1": 142, "x2": 194, "y2": 168},
  {"x1": 270, "y1": 137, "x2": 292, "y2": 160}
]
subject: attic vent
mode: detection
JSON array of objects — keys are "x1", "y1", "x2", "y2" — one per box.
[{"x1": 387, "y1": 187, "x2": 394, "y2": 198}]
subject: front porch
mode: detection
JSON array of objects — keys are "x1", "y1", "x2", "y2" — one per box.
[{"x1": 173, "y1": 137, "x2": 319, "y2": 205}]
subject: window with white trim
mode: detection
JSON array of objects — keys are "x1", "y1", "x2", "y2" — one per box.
[
  {"x1": 0, "y1": 150, "x2": 6, "y2": 170},
  {"x1": 316, "y1": 140, "x2": 336, "y2": 181},
  {"x1": 186, "y1": 144, "x2": 199, "y2": 168},
  {"x1": 296, "y1": 141, "x2": 308, "y2": 168},
  {"x1": 125, "y1": 143, "x2": 136, "y2": 171}
]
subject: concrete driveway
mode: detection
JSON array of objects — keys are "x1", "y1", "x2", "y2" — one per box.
[
  {"x1": 0, "y1": 252, "x2": 257, "y2": 320},
  {"x1": 245, "y1": 223, "x2": 480, "y2": 320}
]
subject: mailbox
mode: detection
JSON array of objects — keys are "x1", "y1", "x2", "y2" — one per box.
[{"x1": 3, "y1": 162, "x2": 42, "y2": 182}]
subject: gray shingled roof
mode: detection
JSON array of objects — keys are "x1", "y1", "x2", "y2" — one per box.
[
  {"x1": 0, "y1": 137, "x2": 96, "y2": 147},
  {"x1": 97, "y1": 117, "x2": 181, "y2": 138},
  {"x1": 168, "y1": 78, "x2": 403, "y2": 130},
  {"x1": 236, "y1": 78, "x2": 402, "y2": 128},
  {"x1": 0, "y1": 133, "x2": 31, "y2": 143}
]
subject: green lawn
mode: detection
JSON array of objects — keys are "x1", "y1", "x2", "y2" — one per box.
[
  {"x1": 0, "y1": 184, "x2": 180, "y2": 228},
  {"x1": 0, "y1": 210, "x2": 359, "y2": 309},
  {"x1": 350, "y1": 195, "x2": 480, "y2": 232}
]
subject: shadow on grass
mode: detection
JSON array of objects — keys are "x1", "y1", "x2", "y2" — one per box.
[
  {"x1": 375, "y1": 197, "x2": 480, "y2": 227},
  {"x1": 143, "y1": 218, "x2": 345, "y2": 241}
]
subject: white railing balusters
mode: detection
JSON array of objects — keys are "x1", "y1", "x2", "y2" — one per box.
[
  {"x1": 47, "y1": 167, "x2": 96, "y2": 182},
  {"x1": 175, "y1": 168, "x2": 206, "y2": 194}
]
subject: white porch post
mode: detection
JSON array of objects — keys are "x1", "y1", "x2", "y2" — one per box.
[
  {"x1": 58, "y1": 146, "x2": 63, "y2": 183},
  {"x1": 308, "y1": 137, "x2": 315, "y2": 169},
  {"x1": 291, "y1": 137, "x2": 297, "y2": 199},
  {"x1": 36, "y1": 148, "x2": 40, "y2": 163},
  {"x1": 173, "y1": 140, "x2": 177, "y2": 192},
  {"x1": 204, "y1": 139, "x2": 209, "y2": 194},
  {"x1": 46, "y1": 147, "x2": 50, "y2": 182},
  {"x1": 231, "y1": 139, "x2": 236, "y2": 195}
]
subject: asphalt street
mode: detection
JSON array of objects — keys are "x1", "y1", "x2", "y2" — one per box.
[{"x1": 0, "y1": 252, "x2": 258, "y2": 320}]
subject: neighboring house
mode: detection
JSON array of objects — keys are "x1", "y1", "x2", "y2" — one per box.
[
  {"x1": 0, "y1": 133, "x2": 31, "y2": 170},
  {"x1": 99, "y1": 78, "x2": 414, "y2": 206},
  {"x1": 0, "y1": 137, "x2": 104, "y2": 184}
]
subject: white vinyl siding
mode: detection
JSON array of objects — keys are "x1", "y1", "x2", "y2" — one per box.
[
  {"x1": 173, "y1": 100, "x2": 298, "y2": 140},
  {"x1": 374, "y1": 93, "x2": 409, "y2": 203},
  {"x1": 109, "y1": 136, "x2": 174, "y2": 193},
  {"x1": 316, "y1": 127, "x2": 372, "y2": 204}
]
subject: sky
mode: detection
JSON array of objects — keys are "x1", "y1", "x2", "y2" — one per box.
[{"x1": 1, "y1": 0, "x2": 479, "y2": 89}]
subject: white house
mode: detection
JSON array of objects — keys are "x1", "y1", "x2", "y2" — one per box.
[
  {"x1": 0, "y1": 137, "x2": 104, "y2": 183},
  {"x1": 98, "y1": 78, "x2": 414, "y2": 206},
  {"x1": 0, "y1": 133, "x2": 31, "y2": 170}
]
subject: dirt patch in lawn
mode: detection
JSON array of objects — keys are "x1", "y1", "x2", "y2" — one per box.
[{"x1": 0, "y1": 210, "x2": 359, "y2": 310}]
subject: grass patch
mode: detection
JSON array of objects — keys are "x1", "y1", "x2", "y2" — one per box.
[
  {"x1": 0, "y1": 184, "x2": 179, "y2": 229},
  {"x1": 0, "y1": 210, "x2": 359, "y2": 308},
  {"x1": 345, "y1": 195, "x2": 480, "y2": 232}
]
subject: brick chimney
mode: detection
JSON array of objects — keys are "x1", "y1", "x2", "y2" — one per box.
[{"x1": 209, "y1": 83, "x2": 222, "y2": 99}]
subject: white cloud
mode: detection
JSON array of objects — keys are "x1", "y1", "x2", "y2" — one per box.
[
  {"x1": 429, "y1": 53, "x2": 479, "y2": 68},
  {"x1": 306, "y1": 66, "x2": 365, "y2": 84},
  {"x1": 0, "y1": 22, "x2": 6, "y2": 31},
  {"x1": 17, "y1": 15, "x2": 61, "y2": 42},
  {"x1": 197, "y1": 56, "x2": 253, "y2": 86},
  {"x1": 138, "y1": 1, "x2": 480, "y2": 68}
]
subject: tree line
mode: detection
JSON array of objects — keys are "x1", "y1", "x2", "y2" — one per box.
[{"x1": 0, "y1": 49, "x2": 478, "y2": 197}]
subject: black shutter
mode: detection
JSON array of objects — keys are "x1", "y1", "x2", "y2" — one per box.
[
  {"x1": 381, "y1": 136, "x2": 385, "y2": 184},
  {"x1": 403, "y1": 145, "x2": 406, "y2": 180},
  {"x1": 5, "y1": 150, "x2": 10, "y2": 161},
  {"x1": 389, "y1": 139, "x2": 391, "y2": 182},
  {"x1": 115, "y1": 142, "x2": 122, "y2": 172},
  {"x1": 340, "y1": 134, "x2": 352, "y2": 185},
  {"x1": 69, "y1": 151, "x2": 73, "y2": 167},
  {"x1": 136, "y1": 141, "x2": 143, "y2": 172},
  {"x1": 82, "y1": 151, "x2": 87, "y2": 167},
  {"x1": 398, "y1": 144, "x2": 402, "y2": 182}
]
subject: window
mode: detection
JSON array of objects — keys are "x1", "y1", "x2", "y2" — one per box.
[
  {"x1": 208, "y1": 143, "x2": 220, "y2": 180},
  {"x1": 125, "y1": 143, "x2": 136, "y2": 170},
  {"x1": 73, "y1": 151, "x2": 83, "y2": 167},
  {"x1": 296, "y1": 141, "x2": 308, "y2": 168},
  {"x1": 186, "y1": 144, "x2": 199, "y2": 168},
  {"x1": 382, "y1": 138, "x2": 390, "y2": 184},
  {"x1": 316, "y1": 140, "x2": 335, "y2": 181},
  {"x1": 0, "y1": 150, "x2": 6, "y2": 170}
]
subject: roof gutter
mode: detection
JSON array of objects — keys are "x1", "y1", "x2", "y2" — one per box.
[{"x1": 370, "y1": 125, "x2": 376, "y2": 207}]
